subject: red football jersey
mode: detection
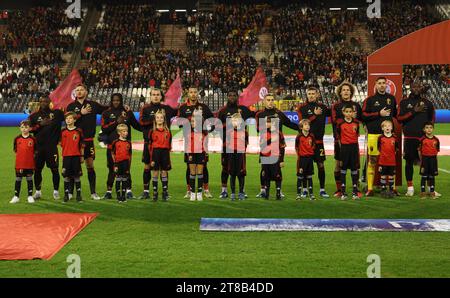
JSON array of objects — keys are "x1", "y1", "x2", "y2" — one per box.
[
  {"x1": 378, "y1": 134, "x2": 398, "y2": 166},
  {"x1": 111, "y1": 139, "x2": 132, "y2": 162},
  {"x1": 225, "y1": 128, "x2": 249, "y2": 153},
  {"x1": 61, "y1": 128, "x2": 84, "y2": 157},
  {"x1": 419, "y1": 136, "x2": 440, "y2": 156},
  {"x1": 185, "y1": 129, "x2": 207, "y2": 153},
  {"x1": 14, "y1": 135, "x2": 36, "y2": 169},
  {"x1": 337, "y1": 119, "x2": 359, "y2": 145},
  {"x1": 148, "y1": 128, "x2": 172, "y2": 150},
  {"x1": 295, "y1": 132, "x2": 316, "y2": 157}
]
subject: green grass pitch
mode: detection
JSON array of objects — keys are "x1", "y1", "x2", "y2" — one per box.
[{"x1": 0, "y1": 124, "x2": 449, "y2": 277}]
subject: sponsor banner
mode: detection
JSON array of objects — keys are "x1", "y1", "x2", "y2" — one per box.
[{"x1": 200, "y1": 218, "x2": 450, "y2": 232}]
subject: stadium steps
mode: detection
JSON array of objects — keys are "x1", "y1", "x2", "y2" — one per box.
[
  {"x1": 348, "y1": 22, "x2": 377, "y2": 53},
  {"x1": 160, "y1": 24, "x2": 187, "y2": 51}
]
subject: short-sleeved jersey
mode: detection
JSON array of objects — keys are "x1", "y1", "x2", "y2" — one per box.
[
  {"x1": 260, "y1": 130, "x2": 286, "y2": 162},
  {"x1": 377, "y1": 134, "x2": 398, "y2": 166},
  {"x1": 225, "y1": 126, "x2": 249, "y2": 153},
  {"x1": 336, "y1": 119, "x2": 360, "y2": 145},
  {"x1": 14, "y1": 135, "x2": 36, "y2": 169},
  {"x1": 185, "y1": 129, "x2": 208, "y2": 154},
  {"x1": 61, "y1": 128, "x2": 84, "y2": 157},
  {"x1": 419, "y1": 136, "x2": 440, "y2": 157},
  {"x1": 295, "y1": 132, "x2": 316, "y2": 157},
  {"x1": 149, "y1": 128, "x2": 172, "y2": 150},
  {"x1": 111, "y1": 139, "x2": 132, "y2": 162}
]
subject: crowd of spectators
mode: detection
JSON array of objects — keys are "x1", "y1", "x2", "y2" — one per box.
[
  {"x1": 186, "y1": 4, "x2": 265, "y2": 54},
  {"x1": 0, "y1": 49, "x2": 63, "y2": 103},
  {"x1": 79, "y1": 48, "x2": 257, "y2": 91},
  {"x1": 272, "y1": 4, "x2": 357, "y2": 51},
  {"x1": 0, "y1": 6, "x2": 80, "y2": 52},
  {"x1": 85, "y1": 4, "x2": 160, "y2": 50},
  {"x1": 365, "y1": 0, "x2": 439, "y2": 47}
]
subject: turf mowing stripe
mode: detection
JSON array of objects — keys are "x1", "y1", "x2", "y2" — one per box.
[{"x1": 438, "y1": 168, "x2": 450, "y2": 174}]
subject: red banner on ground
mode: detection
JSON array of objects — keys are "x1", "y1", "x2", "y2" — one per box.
[{"x1": 0, "y1": 213, "x2": 97, "y2": 260}]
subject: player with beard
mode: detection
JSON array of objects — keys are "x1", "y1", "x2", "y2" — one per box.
[
  {"x1": 101, "y1": 93, "x2": 141, "y2": 200},
  {"x1": 66, "y1": 84, "x2": 108, "y2": 200},
  {"x1": 362, "y1": 77, "x2": 398, "y2": 196},
  {"x1": 398, "y1": 80, "x2": 435, "y2": 196},
  {"x1": 28, "y1": 95, "x2": 64, "y2": 200},
  {"x1": 138, "y1": 88, "x2": 177, "y2": 199},
  {"x1": 178, "y1": 86, "x2": 215, "y2": 199},
  {"x1": 217, "y1": 90, "x2": 255, "y2": 199}
]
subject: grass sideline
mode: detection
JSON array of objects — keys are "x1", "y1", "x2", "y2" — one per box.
[{"x1": 0, "y1": 124, "x2": 449, "y2": 277}]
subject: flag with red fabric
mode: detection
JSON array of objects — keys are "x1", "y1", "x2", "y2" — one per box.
[
  {"x1": 239, "y1": 67, "x2": 268, "y2": 107},
  {"x1": 164, "y1": 72, "x2": 182, "y2": 109},
  {"x1": 49, "y1": 69, "x2": 83, "y2": 109}
]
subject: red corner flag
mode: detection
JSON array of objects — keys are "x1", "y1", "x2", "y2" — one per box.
[
  {"x1": 164, "y1": 72, "x2": 182, "y2": 109},
  {"x1": 50, "y1": 69, "x2": 83, "y2": 109},
  {"x1": 239, "y1": 67, "x2": 268, "y2": 107}
]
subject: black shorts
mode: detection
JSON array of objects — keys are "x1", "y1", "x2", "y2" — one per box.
[
  {"x1": 225, "y1": 153, "x2": 246, "y2": 176},
  {"x1": 297, "y1": 156, "x2": 314, "y2": 176},
  {"x1": 15, "y1": 169, "x2": 34, "y2": 177},
  {"x1": 142, "y1": 141, "x2": 150, "y2": 164},
  {"x1": 150, "y1": 148, "x2": 171, "y2": 171},
  {"x1": 186, "y1": 153, "x2": 206, "y2": 165},
  {"x1": 261, "y1": 163, "x2": 282, "y2": 182},
  {"x1": 378, "y1": 165, "x2": 396, "y2": 176},
  {"x1": 115, "y1": 160, "x2": 131, "y2": 176},
  {"x1": 340, "y1": 143, "x2": 360, "y2": 170},
  {"x1": 403, "y1": 138, "x2": 420, "y2": 162},
  {"x1": 84, "y1": 140, "x2": 96, "y2": 160},
  {"x1": 420, "y1": 156, "x2": 438, "y2": 177},
  {"x1": 62, "y1": 156, "x2": 82, "y2": 178},
  {"x1": 314, "y1": 142, "x2": 326, "y2": 162},
  {"x1": 334, "y1": 141, "x2": 341, "y2": 161},
  {"x1": 35, "y1": 145, "x2": 59, "y2": 169}
]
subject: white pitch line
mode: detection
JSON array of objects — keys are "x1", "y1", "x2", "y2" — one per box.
[{"x1": 438, "y1": 168, "x2": 450, "y2": 174}]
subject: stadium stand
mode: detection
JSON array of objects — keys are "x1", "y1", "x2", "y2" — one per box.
[{"x1": 0, "y1": 1, "x2": 448, "y2": 112}]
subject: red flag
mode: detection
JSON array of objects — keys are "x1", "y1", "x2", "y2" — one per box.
[
  {"x1": 164, "y1": 72, "x2": 182, "y2": 109},
  {"x1": 50, "y1": 69, "x2": 83, "y2": 109},
  {"x1": 239, "y1": 67, "x2": 268, "y2": 107}
]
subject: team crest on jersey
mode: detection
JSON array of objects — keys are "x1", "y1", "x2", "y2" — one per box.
[
  {"x1": 387, "y1": 98, "x2": 391, "y2": 105},
  {"x1": 374, "y1": 101, "x2": 380, "y2": 106},
  {"x1": 28, "y1": 141, "x2": 33, "y2": 147},
  {"x1": 73, "y1": 134, "x2": 78, "y2": 141},
  {"x1": 150, "y1": 161, "x2": 155, "y2": 167},
  {"x1": 188, "y1": 155, "x2": 193, "y2": 161},
  {"x1": 74, "y1": 107, "x2": 80, "y2": 113},
  {"x1": 307, "y1": 109, "x2": 313, "y2": 115},
  {"x1": 37, "y1": 116, "x2": 43, "y2": 122},
  {"x1": 121, "y1": 111, "x2": 127, "y2": 118},
  {"x1": 111, "y1": 114, "x2": 116, "y2": 119},
  {"x1": 407, "y1": 104, "x2": 413, "y2": 109},
  {"x1": 49, "y1": 113, "x2": 54, "y2": 119}
]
